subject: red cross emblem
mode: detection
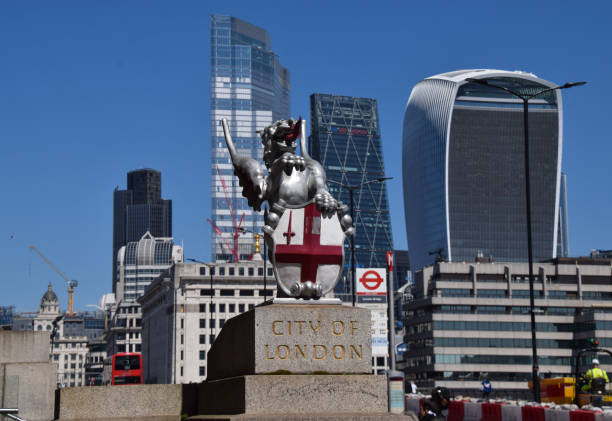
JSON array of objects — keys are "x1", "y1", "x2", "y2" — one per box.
[{"x1": 274, "y1": 203, "x2": 343, "y2": 284}]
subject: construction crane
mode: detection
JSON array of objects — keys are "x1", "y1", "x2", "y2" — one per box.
[
  {"x1": 29, "y1": 245, "x2": 78, "y2": 317},
  {"x1": 207, "y1": 218, "x2": 235, "y2": 258},
  {"x1": 211, "y1": 165, "x2": 246, "y2": 262}
]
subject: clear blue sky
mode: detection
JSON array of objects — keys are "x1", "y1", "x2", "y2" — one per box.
[{"x1": 2, "y1": 1, "x2": 611, "y2": 312}]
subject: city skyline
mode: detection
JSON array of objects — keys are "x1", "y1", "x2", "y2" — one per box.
[{"x1": 1, "y1": 1, "x2": 611, "y2": 311}]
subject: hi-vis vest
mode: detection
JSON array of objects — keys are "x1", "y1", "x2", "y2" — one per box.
[{"x1": 586, "y1": 367, "x2": 609, "y2": 382}]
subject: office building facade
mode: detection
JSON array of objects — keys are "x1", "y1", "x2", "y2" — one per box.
[
  {"x1": 309, "y1": 94, "x2": 393, "y2": 298},
  {"x1": 210, "y1": 15, "x2": 290, "y2": 262},
  {"x1": 400, "y1": 258, "x2": 612, "y2": 398},
  {"x1": 112, "y1": 169, "x2": 172, "y2": 292},
  {"x1": 402, "y1": 70, "x2": 563, "y2": 272},
  {"x1": 115, "y1": 231, "x2": 183, "y2": 302},
  {"x1": 139, "y1": 260, "x2": 277, "y2": 383}
]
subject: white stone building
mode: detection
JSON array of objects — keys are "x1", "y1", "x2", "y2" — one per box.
[
  {"x1": 139, "y1": 260, "x2": 276, "y2": 384},
  {"x1": 33, "y1": 284, "x2": 90, "y2": 387}
]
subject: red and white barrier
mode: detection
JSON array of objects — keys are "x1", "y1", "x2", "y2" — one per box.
[
  {"x1": 403, "y1": 394, "x2": 612, "y2": 421},
  {"x1": 447, "y1": 400, "x2": 464, "y2": 421},
  {"x1": 463, "y1": 401, "x2": 482, "y2": 421},
  {"x1": 503, "y1": 404, "x2": 523, "y2": 421},
  {"x1": 522, "y1": 405, "x2": 546, "y2": 421},
  {"x1": 481, "y1": 402, "x2": 503, "y2": 421},
  {"x1": 569, "y1": 410, "x2": 596, "y2": 421},
  {"x1": 546, "y1": 408, "x2": 570, "y2": 421}
]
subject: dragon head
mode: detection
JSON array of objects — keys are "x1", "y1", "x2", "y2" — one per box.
[{"x1": 258, "y1": 118, "x2": 300, "y2": 169}]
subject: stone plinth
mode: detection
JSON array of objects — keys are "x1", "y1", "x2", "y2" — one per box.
[
  {"x1": 198, "y1": 375, "x2": 388, "y2": 416},
  {"x1": 207, "y1": 304, "x2": 371, "y2": 380},
  {"x1": 188, "y1": 414, "x2": 418, "y2": 420}
]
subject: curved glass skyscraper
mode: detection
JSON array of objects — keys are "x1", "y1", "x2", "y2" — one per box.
[{"x1": 402, "y1": 70, "x2": 563, "y2": 272}]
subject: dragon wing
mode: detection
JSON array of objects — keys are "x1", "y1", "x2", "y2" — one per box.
[{"x1": 221, "y1": 119, "x2": 266, "y2": 211}]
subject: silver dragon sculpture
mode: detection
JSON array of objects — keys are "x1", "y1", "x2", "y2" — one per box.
[{"x1": 221, "y1": 117, "x2": 354, "y2": 297}]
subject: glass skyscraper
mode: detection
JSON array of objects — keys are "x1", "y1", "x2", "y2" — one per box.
[
  {"x1": 557, "y1": 172, "x2": 570, "y2": 258},
  {"x1": 402, "y1": 70, "x2": 563, "y2": 272},
  {"x1": 309, "y1": 94, "x2": 393, "y2": 297},
  {"x1": 209, "y1": 15, "x2": 290, "y2": 262},
  {"x1": 112, "y1": 168, "x2": 172, "y2": 293}
]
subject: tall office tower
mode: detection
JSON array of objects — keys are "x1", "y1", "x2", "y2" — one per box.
[
  {"x1": 402, "y1": 70, "x2": 563, "y2": 272},
  {"x1": 210, "y1": 15, "x2": 290, "y2": 262},
  {"x1": 309, "y1": 94, "x2": 394, "y2": 298},
  {"x1": 112, "y1": 168, "x2": 172, "y2": 293},
  {"x1": 557, "y1": 172, "x2": 570, "y2": 257}
]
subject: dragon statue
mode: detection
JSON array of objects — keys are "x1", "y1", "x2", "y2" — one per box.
[{"x1": 221, "y1": 117, "x2": 353, "y2": 299}]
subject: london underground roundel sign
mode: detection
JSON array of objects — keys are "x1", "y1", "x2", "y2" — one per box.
[{"x1": 356, "y1": 268, "x2": 387, "y2": 296}]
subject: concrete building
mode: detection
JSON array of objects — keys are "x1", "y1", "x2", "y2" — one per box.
[
  {"x1": 138, "y1": 260, "x2": 276, "y2": 384},
  {"x1": 105, "y1": 231, "x2": 183, "y2": 363},
  {"x1": 402, "y1": 70, "x2": 564, "y2": 272},
  {"x1": 52, "y1": 318, "x2": 89, "y2": 388},
  {"x1": 209, "y1": 14, "x2": 290, "y2": 262},
  {"x1": 115, "y1": 231, "x2": 183, "y2": 302},
  {"x1": 1, "y1": 305, "x2": 15, "y2": 329},
  {"x1": 106, "y1": 301, "x2": 143, "y2": 356},
  {"x1": 309, "y1": 93, "x2": 393, "y2": 299},
  {"x1": 12, "y1": 284, "x2": 107, "y2": 388},
  {"x1": 113, "y1": 168, "x2": 172, "y2": 293},
  {"x1": 400, "y1": 257, "x2": 612, "y2": 398}
]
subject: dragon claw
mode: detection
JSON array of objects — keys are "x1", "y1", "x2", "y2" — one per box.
[{"x1": 315, "y1": 191, "x2": 337, "y2": 218}]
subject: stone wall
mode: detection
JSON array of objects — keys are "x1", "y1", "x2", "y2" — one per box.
[
  {"x1": 0, "y1": 331, "x2": 56, "y2": 421},
  {"x1": 0, "y1": 331, "x2": 49, "y2": 363},
  {"x1": 56, "y1": 384, "x2": 194, "y2": 420}
]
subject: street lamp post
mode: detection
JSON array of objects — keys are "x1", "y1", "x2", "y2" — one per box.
[
  {"x1": 328, "y1": 177, "x2": 392, "y2": 307},
  {"x1": 465, "y1": 78, "x2": 586, "y2": 403}
]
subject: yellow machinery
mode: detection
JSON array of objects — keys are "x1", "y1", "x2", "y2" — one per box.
[
  {"x1": 29, "y1": 245, "x2": 78, "y2": 316},
  {"x1": 529, "y1": 344, "x2": 612, "y2": 407},
  {"x1": 529, "y1": 377, "x2": 576, "y2": 405}
]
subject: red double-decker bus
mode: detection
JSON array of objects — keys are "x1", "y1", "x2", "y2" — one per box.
[{"x1": 111, "y1": 352, "x2": 142, "y2": 385}]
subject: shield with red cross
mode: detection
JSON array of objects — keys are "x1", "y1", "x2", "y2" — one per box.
[{"x1": 270, "y1": 201, "x2": 345, "y2": 298}]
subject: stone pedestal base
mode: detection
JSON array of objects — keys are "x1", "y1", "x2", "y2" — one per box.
[
  {"x1": 207, "y1": 304, "x2": 372, "y2": 380},
  {"x1": 198, "y1": 375, "x2": 390, "y2": 416},
  {"x1": 188, "y1": 414, "x2": 417, "y2": 420}
]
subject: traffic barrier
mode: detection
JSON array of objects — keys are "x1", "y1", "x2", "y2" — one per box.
[
  {"x1": 481, "y1": 402, "x2": 503, "y2": 421},
  {"x1": 464, "y1": 401, "x2": 482, "y2": 421},
  {"x1": 522, "y1": 405, "x2": 546, "y2": 421},
  {"x1": 403, "y1": 395, "x2": 420, "y2": 416},
  {"x1": 404, "y1": 394, "x2": 608, "y2": 421},
  {"x1": 447, "y1": 399, "x2": 464, "y2": 421},
  {"x1": 570, "y1": 409, "x2": 596, "y2": 421},
  {"x1": 502, "y1": 404, "x2": 522, "y2": 421},
  {"x1": 546, "y1": 408, "x2": 570, "y2": 421}
]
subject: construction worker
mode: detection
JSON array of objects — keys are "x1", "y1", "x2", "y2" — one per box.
[
  {"x1": 582, "y1": 358, "x2": 609, "y2": 407},
  {"x1": 584, "y1": 358, "x2": 609, "y2": 389}
]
